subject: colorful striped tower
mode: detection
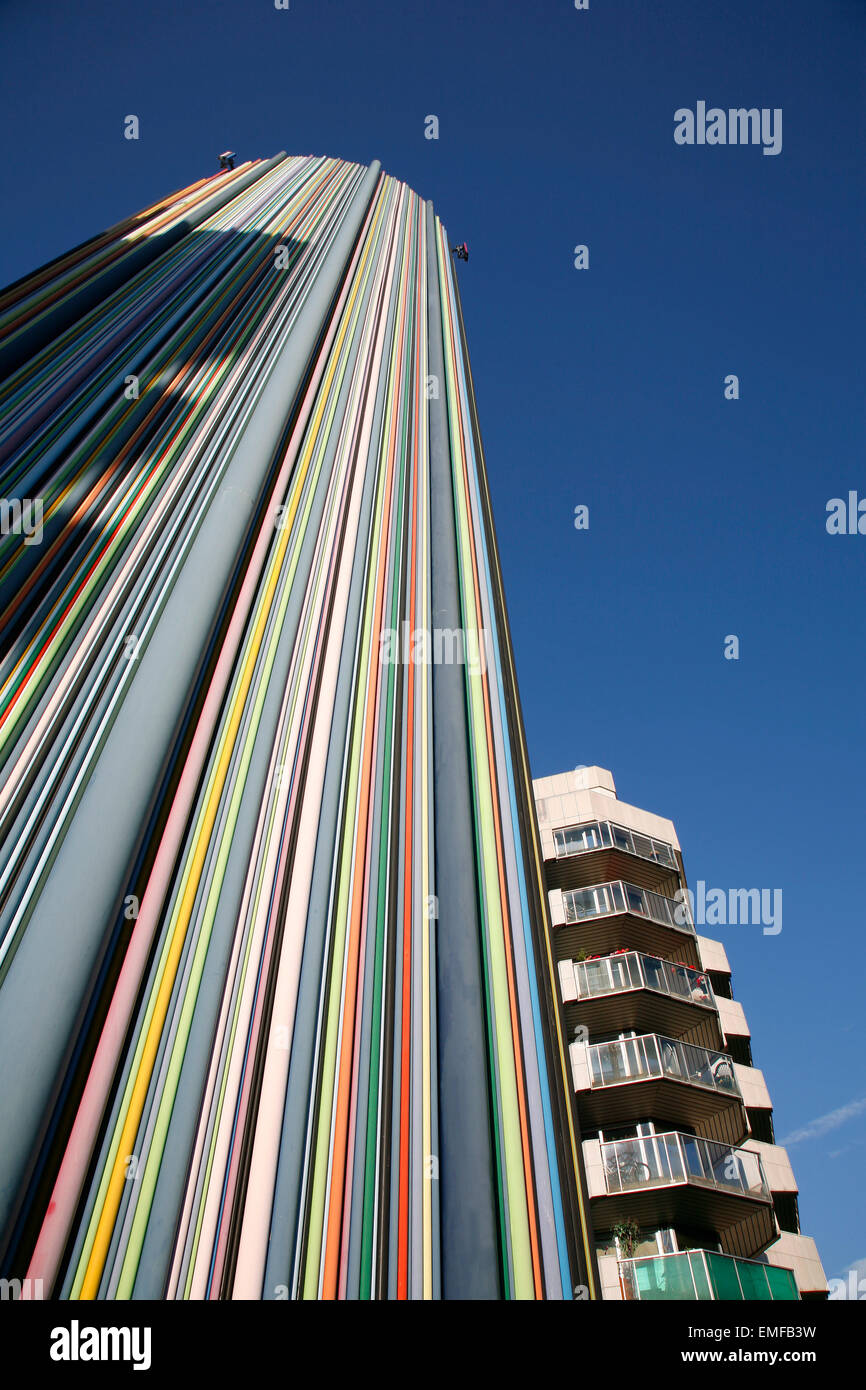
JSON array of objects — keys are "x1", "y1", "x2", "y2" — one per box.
[{"x1": 0, "y1": 154, "x2": 596, "y2": 1299}]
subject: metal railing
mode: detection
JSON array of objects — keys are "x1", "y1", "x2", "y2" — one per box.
[
  {"x1": 587, "y1": 1033, "x2": 739, "y2": 1097},
  {"x1": 618, "y1": 1249, "x2": 798, "y2": 1301},
  {"x1": 562, "y1": 880, "x2": 695, "y2": 934},
  {"x1": 554, "y1": 819, "x2": 677, "y2": 870},
  {"x1": 570, "y1": 950, "x2": 713, "y2": 1007},
  {"x1": 601, "y1": 1131, "x2": 768, "y2": 1200}
]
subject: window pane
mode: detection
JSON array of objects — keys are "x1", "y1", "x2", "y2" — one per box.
[
  {"x1": 766, "y1": 1266, "x2": 799, "y2": 1301},
  {"x1": 737, "y1": 1261, "x2": 773, "y2": 1300},
  {"x1": 706, "y1": 1252, "x2": 744, "y2": 1300},
  {"x1": 688, "y1": 1253, "x2": 712, "y2": 1300}
]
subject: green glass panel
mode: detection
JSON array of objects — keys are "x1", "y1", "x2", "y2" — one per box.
[
  {"x1": 656, "y1": 1253, "x2": 697, "y2": 1300},
  {"x1": 632, "y1": 1254, "x2": 696, "y2": 1300},
  {"x1": 765, "y1": 1266, "x2": 799, "y2": 1301},
  {"x1": 706, "y1": 1251, "x2": 745, "y2": 1300},
  {"x1": 688, "y1": 1252, "x2": 712, "y2": 1300},
  {"x1": 634, "y1": 1257, "x2": 666, "y2": 1300},
  {"x1": 736, "y1": 1260, "x2": 773, "y2": 1300}
]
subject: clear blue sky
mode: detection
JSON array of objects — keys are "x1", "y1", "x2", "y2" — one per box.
[{"x1": 1, "y1": 0, "x2": 863, "y2": 1287}]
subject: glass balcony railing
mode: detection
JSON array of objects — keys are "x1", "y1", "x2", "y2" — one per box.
[
  {"x1": 619, "y1": 1249, "x2": 799, "y2": 1301},
  {"x1": 601, "y1": 1131, "x2": 769, "y2": 1200},
  {"x1": 571, "y1": 950, "x2": 713, "y2": 1008},
  {"x1": 562, "y1": 880, "x2": 695, "y2": 934},
  {"x1": 587, "y1": 1033, "x2": 739, "y2": 1097},
  {"x1": 554, "y1": 819, "x2": 677, "y2": 870}
]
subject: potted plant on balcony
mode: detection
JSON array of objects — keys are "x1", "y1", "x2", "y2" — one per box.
[{"x1": 612, "y1": 1219, "x2": 641, "y2": 1260}]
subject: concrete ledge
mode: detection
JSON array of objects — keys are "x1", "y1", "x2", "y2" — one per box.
[
  {"x1": 762, "y1": 1231, "x2": 827, "y2": 1295},
  {"x1": 748, "y1": 1140, "x2": 798, "y2": 1195},
  {"x1": 718, "y1": 995, "x2": 750, "y2": 1040},
  {"x1": 698, "y1": 934, "x2": 731, "y2": 974},
  {"x1": 735, "y1": 1062, "x2": 773, "y2": 1111}
]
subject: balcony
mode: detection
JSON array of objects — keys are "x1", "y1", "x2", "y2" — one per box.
[
  {"x1": 570, "y1": 1033, "x2": 748, "y2": 1146},
  {"x1": 546, "y1": 818, "x2": 681, "y2": 895},
  {"x1": 551, "y1": 880, "x2": 701, "y2": 968},
  {"x1": 559, "y1": 950, "x2": 721, "y2": 1049},
  {"x1": 586, "y1": 1132, "x2": 776, "y2": 1258},
  {"x1": 618, "y1": 1249, "x2": 799, "y2": 1301}
]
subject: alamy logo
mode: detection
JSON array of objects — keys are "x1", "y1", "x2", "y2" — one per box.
[
  {"x1": 826, "y1": 492, "x2": 866, "y2": 535},
  {"x1": 50, "y1": 1320, "x2": 151, "y2": 1372},
  {"x1": 0, "y1": 496, "x2": 43, "y2": 545},
  {"x1": 0, "y1": 1277, "x2": 43, "y2": 1299},
  {"x1": 674, "y1": 881, "x2": 782, "y2": 936},
  {"x1": 674, "y1": 103, "x2": 782, "y2": 156},
  {"x1": 828, "y1": 1269, "x2": 866, "y2": 1300},
  {"x1": 379, "y1": 623, "x2": 491, "y2": 675}
]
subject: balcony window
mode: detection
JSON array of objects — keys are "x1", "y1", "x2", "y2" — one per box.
[
  {"x1": 554, "y1": 821, "x2": 612, "y2": 856},
  {"x1": 570, "y1": 950, "x2": 713, "y2": 1007},
  {"x1": 628, "y1": 829, "x2": 676, "y2": 869},
  {"x1": 624, "y1": 884, "x2": 644, "y2": 914},
  {"x1": 576, "y1": 953, "x2": 641, "y2": 997},
  {"x1": 562, "y1": 880, "x2": 694, "y2": 933},
  {"x1": 587, "y1": 1034, "x2": 739, "y2": 1097},
  {"x1": 554, "y1": 819, "x2": 677, "y2": 869},
  {"x1": 601, "y1": 1132, "x2": 769, "y2": 1199},
  {"x1": 564, "y1": 882, "x2": 625, "y2": 922},
  {"x1": 611, "y1": 824, "x2": 632, "y2": 852},
  {"x1": 619, "y1": 1250, "x2": 799, "y2": 1301}
]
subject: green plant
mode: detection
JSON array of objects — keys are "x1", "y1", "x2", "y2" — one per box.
[{"x1": 612, "y1": 1219, "x2": 641, "y2": 1259}]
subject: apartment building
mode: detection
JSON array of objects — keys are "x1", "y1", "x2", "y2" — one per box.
[{"x1": 534, "y1": 765, "x2": 827, "y2": 1302}]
